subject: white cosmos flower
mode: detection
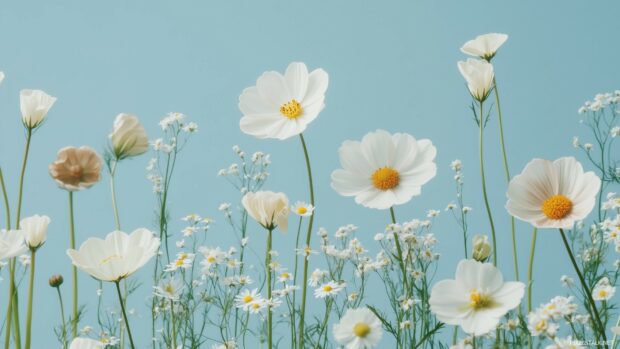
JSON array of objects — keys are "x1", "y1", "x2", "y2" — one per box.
[
  {"x1": 331, "y1": 129, "x2": 437, "y2": 210},
  {"x1": 66, "y1": 229, "x2": 160, "y2": 282},
  {"x1": 0, "y1": 230, "x2": 28, "y2": 261},
  {"x1": 241, "y1": 191, "x2": 289, "y2": 232},
  {"x1": 506, "y1": 157, "x2": 601, "y2": 229},
  {"x1": 239, "y1": 62, "x2": 328, "y2": 140},
  {"x1": 20, "y1": 214, "x2": 51, "y2": 250},
  {"x1": 109, "y1": 113, "x2": 149, "y2": 160},
  {"x1": 291, "y1": 201, "x2": 314, "y2": 217},
  {"x1": 69, "y1": 337, "x2": 104, "y2": 349},
  {"x1": 429, "y1": 259, "x2": 525, "y2": 336},
  {"x1": 20, "y1": 89, "x2": 57, "y2": 129},
  {"x1": 460, "y1": 33, "x2": 508, "y2": 61},
  {"x1": 333, "y1": 307, "x2": 382, "y2": 349},
  {"x1": 457, "y1": 59, "x2": 494, "y2": 102}
]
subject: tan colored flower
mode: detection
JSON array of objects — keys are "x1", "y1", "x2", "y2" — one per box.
[{"x1": 49, "y1": 146, "x2": 103, "y2": 191}]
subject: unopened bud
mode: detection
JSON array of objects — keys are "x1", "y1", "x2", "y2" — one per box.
[
  {"x1": 49, "y1": 274, "x2": 64, "y2": 288},
  {"x1": 472, "y1": 235, "x2": 491, "y2": 262}
]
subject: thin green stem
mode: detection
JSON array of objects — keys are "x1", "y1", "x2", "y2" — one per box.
[
  {"x1": 68, "y1": 191, "x2": 78, "y2": 338},
  {"x1": 56, "y1": 287, "x2": 68, "y2": 349},
  {"x1": 24, "y1": 250, "x2": 36, "y2": 349},
  {"x1": 298, "y1": 133, "x2": 315, "y2": 349},
  {"x1": 390, "y1": 207, "x2": 410, "y2": 296},
  {"x1": 527, "y1": 228, "x2": 537, "y2": 313},
  {"x1": 170, "y1": 299, "x2": 177, "y2": 349},
  {"x1": 1, "y1": 167, "x2": 13, "y2": 349},
  {"x1": 478, "y1": 100, "x2": 498, "y2": 266},
  {"x1": 559, "y1": 229, "x2": 608, "y2": 348},
  {"x1": 612, "y1": 314, "x2": 620, "y2": 349},
  {"x1": 266, "y1": 228, "x2": 273, "y2": 349},
  {"x1": 110, "y1": 161, "x2": 121, "y2": 231},
  {"x1": 114, "y1": 281, "x2": 135, "y2": 349},
  {"x1": 0, "y1": 168, "x2": 11, "y2": 230},
  {"x1": 291, "y1": 216, "x2": 303, "y2": 349}
]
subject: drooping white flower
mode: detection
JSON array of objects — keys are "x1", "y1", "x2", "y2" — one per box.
[
  {"x1": 241, "y1": 191, "x2": 289, "y2": 232},
  {"x1": 20, "y1": 89, "x2": 57, "y2": 129},
  {"x1": 0, "y1": 230, "x2": 28, "y2": 261},
  {"x1": 67, "y1": 229, "x2": 160, "y2": 282},
  {"x1": 333, "y1": 307, "x2": 383, "y2": 349},
  {"x1": 69, "y1": 337, "x2": 104, "y2": 349},
  {"x1": 239, "y1": 62, "x2": 328, "y2": 140},
  {"x1": 429, "y1": 259, "x2": 525, "y2": 336},
  {"x1": 457, "y1": 59, "x2": 494, "y2": 102},
  {"x1": 291, "y1": 201, "x2": 314, "y2": 217},
  {"x1": 20, "y1": 214, "x2": 51, "y2": 250},
  {"x1": 506, "y1": 157, "x2": 601, "y2": 229},
  {"x1": 460, "y1": 33, "x2": 508, "y2": 61},
  {"x1": 331, "y1": 129, "x2": 437, "y2": 210},
  {"x1": 109, "y1": 113, "x2": 149, "y2": 160}
]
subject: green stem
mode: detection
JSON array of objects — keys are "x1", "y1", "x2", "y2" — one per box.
[
  {"x1": 611, "y1": 314, "x2": 620, "y2": 349},
  {"x1": 477, "y1": 100, "x2": 498, "y2": 266},
  {"x1": 170, "y1": 299, "x2": 177, "y2": 349},
  {"x1": 1, "y1": 167, "x2": 13, "y2": 349},
  {"x1": 297, "y1": 133, "x2": 315, "y2": 349},
  {"x1": 114, "y1": 281, "x2": 135, "y2": 349},
  {"x1": 266, "y1": 228, "x2": 273, "y2": 349},
  {"x1": 527, "y1": 228, "x2": 537, "y2": 313},
  {"x1": 56, "y1": 287, "x2": 68, "y2": 349},
  {"x1": 24, "y1": 250, "x2": 36, "y2": 349},
  {"x1": 390, "y1": 207, "x2": 410, "y2": 296},
  {"x1": 110, "y1": 161, "x2": 121, "y2": 231},
  {"x1": 68, "y1": 191, "x2": 78, "y2": 338},
  {"x1": 559, "y1": 229, "x2": 608, "y2": 348},
  {"x1": 291, "y1": 216, "x2": 303, "y2": 349}
]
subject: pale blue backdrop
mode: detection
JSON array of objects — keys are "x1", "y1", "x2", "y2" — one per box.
[{"x1": 0, "y1": 1, "x2": 619, "y2": 347}]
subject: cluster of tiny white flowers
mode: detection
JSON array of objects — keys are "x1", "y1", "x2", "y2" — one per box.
[
  {"x1": 217, "y1": 146, "x2": 270, "y2": 194},
  {"x1": 578, "y1": 91, "x2": 620, "y2": 114},
  {"x1": 527, "y1": 296, "x2": 581, "y2": 339}
]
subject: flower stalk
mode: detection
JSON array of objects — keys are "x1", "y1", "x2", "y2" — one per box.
[
  {"x1": 115, "y1": 280, "x2": 136, "y2": 349},
  {"x1": 477, "y1": 100, "x2": 498, "y2": 265},
  {"x1": 24, "y1": 250, "x2": 36, "y2": 349}
]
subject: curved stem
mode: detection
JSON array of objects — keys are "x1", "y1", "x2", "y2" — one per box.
[
  {"x1": 478, "y1": 100, "x2": 498, "y2": 266},
  {"x1": 1, "y1": 167, "x2": 13, "y2": 349},
  {"x1": 297, "y1": 133, "x2": 315, "y2": 349},
  {"x1": 56, "y1": 287, "x2": 68, "y2": 349},
  {"x1": 527, "y1": 228, "x2": 537, "y2": 312},
  {"x1": 265, "y1": 228, "x2": 273, "y2": 349},
  {"x1": 559, "y1": 229, "x2": 608, "y2": 347},
  {"x1": 68, "y1": 191, "x2": 78, "y2": 338},
  {"x1": 24, "y1": 250, "x2": 36, "y2": 349},
  {"x1": 390, "y1": 207, "x2": 410, "y2": 296},
  {"x1": 114, "y1": 281, "x2": 135, "y2": 349},
  {"x1": 110, "y1": 161, "x2": 121, "y2": 231}
]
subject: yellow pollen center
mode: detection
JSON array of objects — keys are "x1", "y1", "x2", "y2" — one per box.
[
  {"x1": 535, "y1": 320, "x2": 546, "y2": 332},
  {"x1": 207, "y1": 256, "x2": 216, "y2": 263},
  {"x1": 281, "y1": 272, "x2": 290, "y2": 279},
  {"x1": 165, "y1": 284, "x2": 174, "y2": 294},
  {"x1": 469, "y1": 290, "x2": 493, "y2": 310},
  {"x1": 175, "y1": 259, "x2": 184, "y2": 266},
  {"x1": 353, "y1": 323, "x2": 371, "y2": 337},
  {"x1": 598, "y1": 290, "x2": 608, "y2": 298},
  {"x1": 243, "y1": 295, "x2": 253, "y2": 303},
  {"x1": 251, "y1": 303, "x2": 260, "y2": 309},
  {"x1": 280, "y1": 99, "x2": 303, "y2": 119},
  {"x1": 297, "y1": 207, "x2": 307, "y2": 215},
  {"x1": 323, "y1": 285, "x2": 333, "y2": 292},
  {"x1": 541, "y1": 195, "x2": 573, "y2": 220},
  {"x1": 371, "y1": 167, "x2": 400, "y2": 191}
]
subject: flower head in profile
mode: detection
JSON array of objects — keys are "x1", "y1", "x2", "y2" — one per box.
[
  {"x1": 291, "y1": 201, "x2": 314, "y2": 217},
  {"x1": 67, "y1": 229, "x2": 160, "y2": 282},
  {"x1": 457, "y1": 59, "x2": 494, "y2": 102},
  {"x1": 506, "y1": 157, "x2": 601, "y2": 229},
  {"x1": 331, "y1": 129, "x2": 437, "y2": 210},
  {"x1": 429, "y1": 259, "x2": 525, "y2": 335},
  {"x1": 333, "y1": 307, "x2": 383, "y2": 349},
  {"x1": 20, "y1": 89, "x2": 57, "y2": 129},
  {"x1": 0, "y1": 230, "x2": 28, "y2": 261},
  {"x1": 460, "y1": 33, "x2": 508, "y2": 61},
  {"x1": 49, "y1": 146, "x2": 103, "y2": 191},
  {"x1": 154, "y1": 277, "x2": 184, "y2": 301},
  {"x1": 69, "y1": 337, "x2": 104, "y2": 349},
  {"x1": 109, "y1": 113, "x2": 149, "y2": 160},
  {"x1": 242, "y1": 191, "x2": 289, "y2": 232},
  {"x1": 239, "y1": 62, "x2": 329, "y2": 140},
  {"x1": 21, "y1": 214, "x2": 51, "y2": 250}
]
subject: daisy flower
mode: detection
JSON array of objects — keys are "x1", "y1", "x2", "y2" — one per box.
[
  {"x1": 331, "y1": 129, "x2": 437, "y2": 210},
  {"x1": 429, "y1": 259, "x2": 525, "y2": 335},
  {"x1": 164, "y1": 252, "x2": 194, "y2": 272},
  {"x1": 234, "y1": 289, "x2": 263, "y2": 311},
  {"x1": 314, "y1": 281, "x2": 345, "y2": 298},
  {"x1": 333, "y1": 307, "x2": 382, "y2": 349},
  {"x1": 153, "y1": 277, "x2": 184, "y2": 301},
  {"x1": 277, "y1": 270, "x2": 293, "y2": 283},
  {"x1": 238, "y1": 62, "x2": 328, "y2": 140},
  {"x1": 291, "y1": 201, "x2": 314, "y2": 217},
  {"x1": 592, "y1": 278, "x2": 616, "y2": 301},
  {"x1": 506, "y1": 157, "x2": 601, "y2": 229}
]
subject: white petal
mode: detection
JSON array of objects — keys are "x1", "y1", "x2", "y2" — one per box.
[{"x1": 284, "y1": 62, "x2": 309, "y2": 101}]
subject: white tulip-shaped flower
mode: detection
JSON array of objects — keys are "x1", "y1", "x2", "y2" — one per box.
[
  {"x1": 331, "y1": 129, "x2": 437, "y2": 210},
  {"x1": 20, "y1": 89, "x2": 57, "y2": 129},
  {"x1": 429, "y1": 259, "x2": 525, "y2": 336},
  {"x1": 69, "y1": 338, "x2": 104, "y2": 349},
  {"x1": 242, "y1": 191, "x2": 289, "y2": 232},
  {"x1": 333, "y1": 307, "x2": 383, "y2": 349},
  {"x1": 67, "y1": 229, "x2": 160, "y2": 282},
  {"x1": 506, "y1": 157, "x2": 601, "y2": 229},
  {"x1": 20, "y1": 215, "x2": 51, "y2": 250},
  {"x1": 457, "y1": 59, "x2": 494, "y2": 102},
  {"x1": 461, "y1": 33, "x2": 508, "y2": 61},
  {"x1": 0, "y1": 230, "x2": 28, "y2": 261},
  {"x1": 0, "y1": 72, "x2": 4, "y2": 85},
  {"x1": 109, "y1": 113, "x2": 149, "y2": 160},
  {"x1": 239, "y1": 62, "x2": 329, "y2": 140}
]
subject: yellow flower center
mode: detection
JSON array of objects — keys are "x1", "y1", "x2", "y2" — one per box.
[
  {"x1": 175, "y1": 259, "x2": 184, "y2": 266},
  {"x1": 100, "y1": 254, "x2": 121, "y2": 265},
  {"x1": 535, "y1": 320, "x2": 547, "y2": 332},
  {"x1": 469, "y1": 290, "x2": 493, "y2": 310},
  {"x1": 598, "y1": 290, "x2": 608, "y2": 298},
  {"x1": 243, "y1": 295, "x2": 253, "y2": 303},
  {"x1": 280, "y1": 99, "x2": 303, "y2": 119},
  {"x1": 541, "y1": 195, "x2": 573, "y2": 220},
  {"x1": 323, "y1": 285, "x2": 333, "y2": 292},
  {"x1": 280, "y1": 272, "x2": 290, "y2": 279},
  {"x1": 371, "y1": 167, "x2": 400, "y2": 191},
  {"x1": 165, "y1": 284, "x2": 174, "y2": 294},
  {"x1": 251, "y1": 303, "x2": 261, "y2": 310},
  {"x1": 297, "y1": 207, "x2": 308, "y2": 215},
  {"x1": 207, "y1": 256, "x2": 216, "y2": 263},
  {"x1": 353, "y1": 322, "x2": 371, "y2": 338}
]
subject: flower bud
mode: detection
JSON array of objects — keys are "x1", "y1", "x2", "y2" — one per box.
[
  {"x1": 109, "y1": 113, "x2": 149, "y2": 160},
  {"x1": 49, "y1": 274, "x2": 63, "y2": 288},
  {"x1": 457, "y1": 59, "x2": 494, "y2": 102},
  {"x1": 21, "y1": 214, "x2": 51, "y2": 250},
  {"x1": 20, "y1": 89, "x2": 57, "y2": 129},
  {"x1": 472, "y1": 234, "x2": 491, "y2": 262}
]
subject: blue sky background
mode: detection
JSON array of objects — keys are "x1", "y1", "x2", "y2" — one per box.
[{"x1": 1, "y1": 1, "x2": 619, "y2": 347}]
